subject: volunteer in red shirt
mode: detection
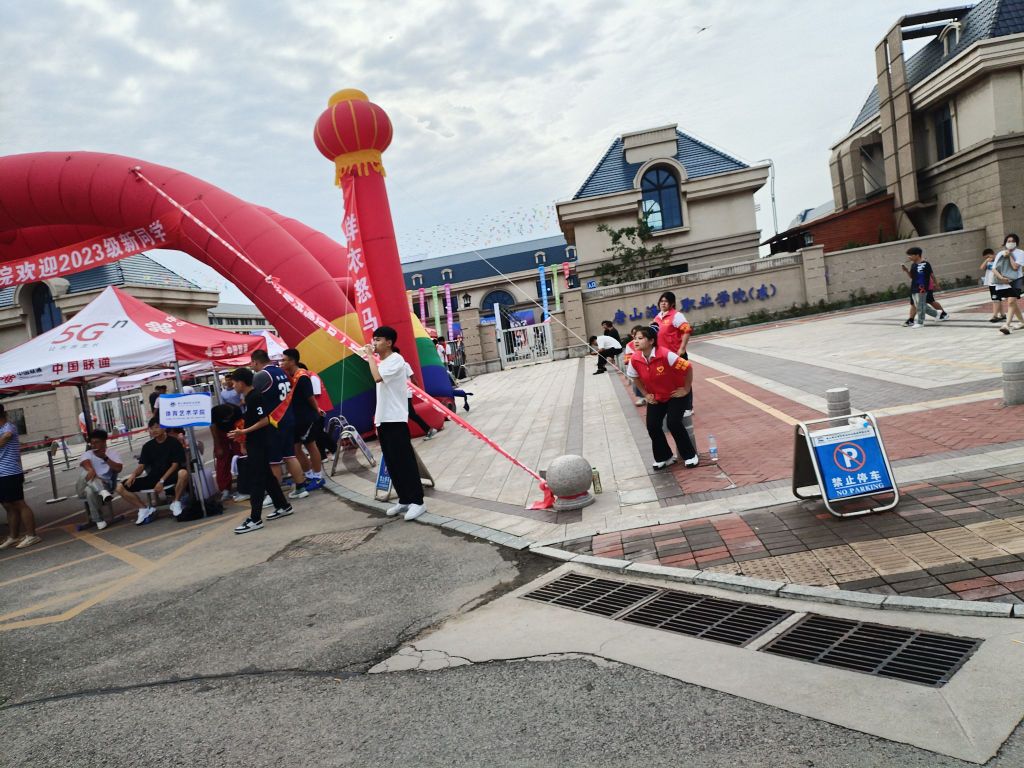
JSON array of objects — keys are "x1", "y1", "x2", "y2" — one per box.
[
  {"x1": 626, "y1": 326, "x2": 698, "y2": 470},
  {"x1": 622, "y1": 324, "x2": 646, "y2": 407},
  {"x1": 654, "y1": 291, "x2": 693, "y2": 358}
]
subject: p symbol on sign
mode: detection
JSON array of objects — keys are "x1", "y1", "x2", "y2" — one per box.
[{"x1": 833, "y1": 442, "x2": 866, "y2": 472}]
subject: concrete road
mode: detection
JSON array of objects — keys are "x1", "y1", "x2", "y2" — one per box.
[{"x1": 3, "y1": 494, "x2": 1023, "y2": 767}]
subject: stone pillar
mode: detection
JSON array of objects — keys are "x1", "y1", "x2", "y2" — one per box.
[
  {"x1": 801, "y1": 245, "x2": 828, "y2": 304},
  {"x1": 459, "y1": 307, "x2": 482, "y2": 368},
  {"x1": 826, "y1": 387, "x2": 851, "y2": 419},
  {"x1": 1003, "y1": 361, "x2": 1024, "y2": 406},
  {"x1": 561, "y1": 288, "x2": 587, "y2": 357}
]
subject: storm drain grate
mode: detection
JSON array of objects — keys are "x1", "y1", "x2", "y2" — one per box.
[
  {"x1": 761, "y1": 614, "x2": 981, "y2": 687},
  {"x1": 522, "y1": 572, "x2": 791, "y2": 645},
  {"x1": 522, "y1": 573, "x2": 661, "y2": 617},
  {"x1": 620, "y1": 590, "x2": 792, "y2": 646}
]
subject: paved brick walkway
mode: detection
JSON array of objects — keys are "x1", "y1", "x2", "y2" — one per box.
[{"x1": 558, "y1": 465, "x2": 1024, "y2": 603}]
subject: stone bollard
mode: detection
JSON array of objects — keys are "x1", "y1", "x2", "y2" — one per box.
[
  {"x1": 826, "y1": 387, "x2": 851, "y2": 419},
  {"x1": 1004, "y1": 361, "x2": 1024, "y2": 406},
  {"x1": 545, "y1": 454, "x2": 596, "y2": 512}
]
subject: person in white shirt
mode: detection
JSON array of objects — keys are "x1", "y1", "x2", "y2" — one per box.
[
  {"x1": 588, "y1": 334, "x2": 622, "y2": 375},
  {"x1": 76, "y1": 429, "x2": 123, "y2": 530},
  {"x1": 361, "y1": 326, "x2": 426, "y2": 521}
]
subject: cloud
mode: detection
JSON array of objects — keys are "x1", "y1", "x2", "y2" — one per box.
[{"x1": 3, "y1": 0, "x2": 948, "y2": 298}]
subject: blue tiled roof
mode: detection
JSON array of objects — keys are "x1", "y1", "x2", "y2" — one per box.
[
  {"x1": 401, "y1": 235, "x2": 569, "y2": 289},
  {"x1": 851, "y1": 0, "x2": 1024, "y2": 130},
  {"x1": 0, "y1": 253, "x2": 200, "y2": 308},
  {"x1": 572, "y1": 130, "x2": 749, "y2": 200}
]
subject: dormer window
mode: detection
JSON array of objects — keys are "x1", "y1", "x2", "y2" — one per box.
[
  {"x1": 640, "y1": 166, "x2": 683, "y2": 231},
  {"x1": 412, "y1": 273, "x2": 423, "y2": 287},
  {"x1": 940, "y1": 22, "x2": 960, "y2": 57},
  {"x1": 534, "y1": 252, "x2": 546, "y2": 264},
  {"x1": 441, "y1": 268, "x2": 453, "y2": 281}
]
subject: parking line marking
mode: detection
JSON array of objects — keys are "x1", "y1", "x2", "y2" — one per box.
[
  {"x1": 706, "y1": 377, "x2": 801, "y2": 426},
  {"x1": 0, "y1": 585, "x2": 105, "y2": 622},
  {"x1": 70, "y1": 529, "x2": 153, "y2": 571},
  {"x1": 0, "y1": 553, "x2": 107, "y2": 588}
]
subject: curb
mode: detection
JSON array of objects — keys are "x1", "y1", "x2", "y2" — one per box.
[{"x1": 321, "y1": 476, "x2": 1023, "y2": 619}]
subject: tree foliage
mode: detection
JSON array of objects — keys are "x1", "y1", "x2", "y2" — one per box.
[{"x1": 594, "y1": 220, "x2": 671, "y2": 285}]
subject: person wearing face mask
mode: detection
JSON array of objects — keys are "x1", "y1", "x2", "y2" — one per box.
[{"x1": 992, "y1": 233, "x2": 1024, "y2": 335}]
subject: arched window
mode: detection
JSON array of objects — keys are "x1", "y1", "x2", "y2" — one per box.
[
  {"x1": 640, "y1": 167, "x2": 683, "y2": 231},
  {"x1": 481, "y1": 289, "x2": 516, "y2": 312},
  {"x1": 441, "y1": 268, "x2": 453, "y2": 281},
  {"x1": 31, "y1": 283, "x2": 62, "y2": 336},
  {"x1": 941, "y1": 203, "x2": 963, "y2": 232},
  {"x1": 534, "y1": 252, "x2": 546, "y2": 264},
  {"x1": 411, "y1": 273, "x2": 423, "y2": 286}
]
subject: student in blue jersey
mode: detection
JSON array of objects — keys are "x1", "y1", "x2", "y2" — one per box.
[
  {"x1": 360, "y1": 326, "x2": 426, "y2": 521},
  {"x1": 280, "y1": 348, "x2": 326, "y2": 490},
  {"x1": 0, "y1": 404, "x2": 39, "y2": 549},
  {"x1": 249, "y1": 348, "x2": 309, "y2": 500}
]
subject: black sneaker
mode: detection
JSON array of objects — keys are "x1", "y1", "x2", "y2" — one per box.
[
  {"x1": 939, "y1": 311, "x2": 949, "y2": 321},
  {"x1": 902, "y1": 319, "x2": 914, "y2": 327},
  {"x1": 234, "y1": 517, "x2": 264, "y2": 534},
  {"x1": 266, "y1": 506, "x2": 294, "y2": 521}
]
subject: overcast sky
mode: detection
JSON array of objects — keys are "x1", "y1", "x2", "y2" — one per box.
[{"x1": 3, "y1": 0, "x2": 941, "y2": 302}]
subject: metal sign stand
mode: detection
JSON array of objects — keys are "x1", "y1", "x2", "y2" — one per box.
[
  {"x1": 327, "y1": 415, "x2": 377, "y2": 476},
  {"x1": 372, "y1": 446, "x2": 435, "y2": 502},
  {"x1": 792, "y1": 411, "x2": 899, "y2": 518}
]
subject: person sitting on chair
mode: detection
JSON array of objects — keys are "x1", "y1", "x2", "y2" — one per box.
[
  {"x1": 77, "y1": 429, "x2": 123, "y2": 531},
  {"x1": 117, "y1": 416, "x2": 189, "y2": 526}
]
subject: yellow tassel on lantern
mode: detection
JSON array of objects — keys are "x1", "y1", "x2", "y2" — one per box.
[{"x1": 334, "y1": 149, "x2": 385, "y2": 185}]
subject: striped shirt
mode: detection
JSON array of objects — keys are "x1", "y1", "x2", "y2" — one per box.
[{"x1": 0, "y1": 422, "x2": 22, "y2": 477}]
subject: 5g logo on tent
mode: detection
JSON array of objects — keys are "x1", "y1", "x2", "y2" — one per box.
[
  {"x1": 50, "y1": 319, "x2": 129, "y2": 344},
  {"x1": 833, "y1": 442, "x2": 866, "y2": 472}
]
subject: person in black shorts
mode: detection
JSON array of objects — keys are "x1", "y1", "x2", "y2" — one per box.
[
  {"x1": 117, "y1": 416, "x2": 189, "y2": 526},
  {"x1": 281, "y1": 350, "x2": 327, "y2": 490},
  {"x1": 250, "y1": 348, "x2": 308, "y2": 499},
  {"x1": 0, "y1": 403, "x2": 40, "y2": 549},
  {"x1": 228, "y1": 367, "x2": 291, "y2": 534}
]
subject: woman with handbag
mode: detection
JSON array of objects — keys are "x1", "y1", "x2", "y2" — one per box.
[{"x1": 992, "y1": 233, "x2": 1024, "y2": 335}]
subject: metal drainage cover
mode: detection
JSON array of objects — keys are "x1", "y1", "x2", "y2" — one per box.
[
  {"x1": 522, "y1": 572, "x2": 791, "y2": 646},
  {"x1": 270, "y1": 527, "x2": 377, "y2": 560},
  {"x1": 761, "y1": 614, "x2": 981, "y2": 687}
]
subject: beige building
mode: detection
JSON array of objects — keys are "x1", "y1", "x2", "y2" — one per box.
[
  {"x1": 830, "y1": 0, "x2": 1024, "y2": 245},
  {"x1": 207, "y1": 302, "x2": 277, "y2": 333},
  {"x1": 556, "y1": 124, "x2": 769, "y2": 282},
  {"x1": 0, "y1": 254, "x2": 219, "y2": 445}
]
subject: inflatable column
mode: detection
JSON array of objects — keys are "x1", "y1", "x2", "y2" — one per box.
[{"x1": 313, "y1": 89, "x2": 423, "y2": 387}]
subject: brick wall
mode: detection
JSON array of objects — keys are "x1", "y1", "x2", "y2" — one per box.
[{"x1": 807, "y1": 195, "x2": 897, "y2": 253}]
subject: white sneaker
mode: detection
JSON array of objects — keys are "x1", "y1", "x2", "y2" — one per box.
[
  {"x1": 911, "y1": 322, "x2": 923, "y2": 328},
  {"x1": 0, "y1": 536, "x2": 17, "y2": 549},
  {"x1": 233, "y1": 492, "x2": 251, "y2": 502},
  {"x1": 170, "y1": 500, "x2": 183, "y2": 517},
  {"x1": 635, "y1": 398, "x2": 645, "y2": 406},
  {"x1": 288, "y1": 485, "x2": 309, "y2": 500},
  {"x1": 424, "y1": 428, "x2": 438, "y2": 440},
  {"x1": 684, "y1": 455, "x2": 699, "y2": 468},
  {"x1": 263, "y1": 496, "x2": 274, "y2": 507},
  {"x1": 219, "y1": 490, "x2": 232, "y2": 501},
  {"x1": 652, "y1": 456, "x2": 678, "y2": 470},
  {"x1": 135, "y1": 507, "x2": 153, "y2": 525},
  {"x1": 387, "y1": 503, "x2": 409, "y2": 517},
  {"x1": 16, "y1": 535, "x2": 41, "y2": 549},
  {"x1": 403, "y1": 503, "x2": 426, "y2": 521},
  {"x1": 98, "y1": 490, "x2": 113, "y2": 502},
  {"x1": 96, "y1": 520, "x2": 108, "y2": 531},
  {"x1": 233, "y1": 517, "x2": 264, "y2": 535}
]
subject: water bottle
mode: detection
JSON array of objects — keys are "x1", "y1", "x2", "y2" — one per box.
[
  {"x1": 708, "y1": 434, "x2": 718, "y2": 462},
  {"x1": 591, "y1": 467, "x2": 603, "y2": 494}
]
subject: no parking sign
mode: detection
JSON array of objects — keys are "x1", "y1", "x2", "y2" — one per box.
[
  {"x1": 810, "y1": 422, "x2": 894, "y2": 501},
  {"x1": 792, "y1": 413, "x2": 899, "y2": 517}
]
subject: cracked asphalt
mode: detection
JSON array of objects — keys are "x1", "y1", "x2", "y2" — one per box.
[{"x1": 3, "y1": 494, "x2": 1024, "y2": 767}]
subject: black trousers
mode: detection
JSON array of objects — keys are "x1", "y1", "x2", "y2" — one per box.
[
  {"x1": 240, "y1": 450, "x2": 288, "y2": 522},
  {"x1": 377, "y1": 422, "x2": 424, "y2": 505},
  {"x1": 407, "y1": 399, "x2": 431, "y2": 433},
  {"x1": 596, "y1": 349, "x2": 618, "y2": 371},
  {"x1": 646, "y1": 395, "x2": 695, "y2": 463}
]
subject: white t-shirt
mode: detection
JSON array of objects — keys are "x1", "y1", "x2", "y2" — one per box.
[
  {"x1": 374, "y1": 352, "x2": 410, "y2": 425},
  {"x1": 80, "y1": 447, "x2": 122, "y2": 479},
  {"x1": 594, "y1": 335, "x2": 622, "y2": 351},
  {"x1": 404, "y1": 362, "x2": 415, "y2": 400}
]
